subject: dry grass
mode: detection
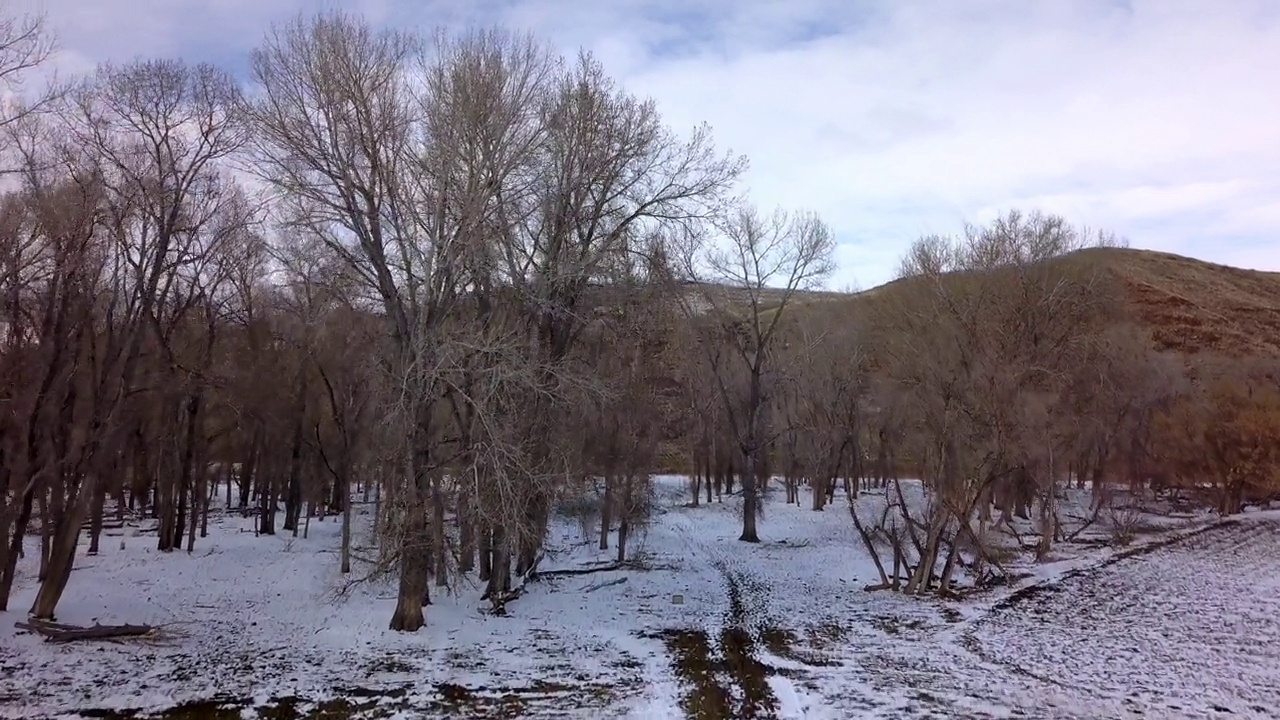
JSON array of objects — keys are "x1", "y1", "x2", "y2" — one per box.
[{"x1": 1076, "y1": 247, "x2": 1280, "y2": 357}]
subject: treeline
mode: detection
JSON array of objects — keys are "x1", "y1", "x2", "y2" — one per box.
[
  {"x1": 1, "y1": 7, "x2": 1277, "y2": 633},
  {"x1": 748, "y1": 215, "x2": 1280, "y2": 594},
  {"x1": 0, "y1": 9, "x2": 750, "y2": 630}
]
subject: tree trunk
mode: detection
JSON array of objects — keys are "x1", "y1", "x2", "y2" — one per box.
[
  {"x1": 905, "y1": 513, "x2": 948, "y2": 595},
  {"x1": 1037, "y1": 475, "x2": 1057, "y2": 560},
  {"x1": 340, "y1": 466, "x2": 352, "y2": 574},
  {"x1": 389, "y1": 511, "x2": 429, "y2": 631},
  {"x1": 38, "y1": 487, "x2": 52, "y2": 580},
  {"x1": 616, "y1": 517, "x2": 629, "y2": 565},
  {"x1": 478, "y1": 519, "x2": 491, "y2": 582},
  {"x1": 599, "y1": 475, "x2": 613, "y2": 550},
  {"x1": 258, "y1": 469, "x2": 275, "y2": 535},
  {"x1": 516, "y1": 491, "x2": 549, "y2": 576},
  {"x1": 200, "y1": 467, "x2": 216, "y2": 539},
  {"x1": 0, "y1": 482, "x2": 37, "y2": 610},
  {"x1": 739, "y1": 470, "x2": 760, "y2": 543},
  {"x1": 705, "y1": 454, "x2": 714, "y2": 504},
  {"x1": 937, "y1": 525, "x2": 964, "y2": 594},
  {"x1": 87, "y1": 479, "x2": 107, "y2": 556},
  {"x1": 173, "y1": 464, "x2": 188, "y2": 551},
  {"x1": 283, "y1": 423, "x2": 304, "y2": 535},
  {"x1": 616, "y1": 475, "x2": 633, "y2": 563},
  {"x1": 390, "y1": 434, "x2": 432, "y2": 632},
  {"x1": 239, "y1": 432, "x2": 259, "y2": 513},
  {"x1": 187, "y1": 469, "x2": 204, "y2": 552},
  {"x1": 848, "y1": 501, "x2": 890, "y2": 587},
  {"x1": 811, "y1": 476, "x2": 827, "y2": 511},
  {"x1": 432, "y1": 472, "x2": 447, "y2": 587},
  {"x1": 485, "y1": 523, "x2": 510, "y2": 600},
  {"x1": 176, "y1": 389, "x2": 203, "y2": 550},
  {"x1": 30, "y1": 472, "x2": 98, "y2": 620},
  {"x1": 458, "y1": 483, "x2": 475, "y2": 573},
  {"x1": 156, "y1": 447, "x2": 175, "y2": 551}
]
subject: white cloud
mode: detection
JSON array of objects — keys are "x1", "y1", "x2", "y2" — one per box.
[{"x1": 21, "y1": 0, "x2": 1280, "y2": 288}]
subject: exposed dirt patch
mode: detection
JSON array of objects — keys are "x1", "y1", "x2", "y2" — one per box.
[
  {"x1": 75, "y1": 696, "x2": 371, "y2": 720},
  {"x1": 715, "y1": 560, "x2": 782, "y2": 717},
  {"x1": 870, "y1": 614, "x2": 928, "y2": 636},
  {"x1": 760, "y1": 627, "x2": 839, "y2": 667},
  {"x1": 804, "y1": 620, "x2": 851, "y2": 651},
  {"x1": 656, "y1": 628, "x2": 735, "y2": 719},
  {"x1": 648, "y1": 624, "x2": 785, "y2": 718},
  {"x1": 650, "y1": 555, "x2": 833, "y2": 718},
  {"x1": 719, "y1": 626, "x2": 777, "y2": 717}
]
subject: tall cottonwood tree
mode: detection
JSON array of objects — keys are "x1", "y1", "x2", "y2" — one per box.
[
  {"x1": 246, "y1": 13, "x2": 448, "y2": 631},
  {"x1": 0, "y1": 5, "x2": 67, "y2": 611},
  {"x1": 245, "y1": 12, "x2": 743, "y2": 629},
  {"x1": 0, "y1": 170, "x2": 105, "y2": 612},
  {"x1": 679, "y1": 206, "x2": 835, "y2": 542},
  {"x1": 492, "y1": 51, "x2": 744, "y2": 576}
]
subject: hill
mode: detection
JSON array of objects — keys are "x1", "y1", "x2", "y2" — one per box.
[
  {"x1": 790, "y1": 247, "x2": 1280, "y2": 359},
  {"x1": 1073, "y1": 247, "x2": 1280, "y2": 357}
]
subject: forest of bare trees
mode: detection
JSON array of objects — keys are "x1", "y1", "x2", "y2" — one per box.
[{"x1": 3, "y1": 5, "x2": 1280, "y2": 642}]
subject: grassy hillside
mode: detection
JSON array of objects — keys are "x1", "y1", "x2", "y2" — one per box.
[
  {"x1": 1076, "y1": 247, "x2": 1280, "y2": 357},
  {"x1": 783, "y1": 247, "x2": 1280, "y2": 359}
]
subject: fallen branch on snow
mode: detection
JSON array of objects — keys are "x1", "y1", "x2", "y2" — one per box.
[
  {"x1": 539, "y1": 561, "x2": 623, "y2": 578},
  {"x1": 483, "y1": 555, "x2": 646, "y2": 612},
  {"x1": 581, "y1": 577, "x2": 628, "y2": 594},
  {"x1": 15, "y1": 619, "x2": 154, "y2": 643}
]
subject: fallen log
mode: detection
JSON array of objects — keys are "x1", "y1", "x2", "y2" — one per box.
[
  {"x1": 15, "y1": 619, "x2": 154, "y2": 643},
  {"x1": 539, "y1": 561, "x2": 623, "y2": 578},
  {"x1": 581, "y1": 576, "x2": 628, "y2": 594}
]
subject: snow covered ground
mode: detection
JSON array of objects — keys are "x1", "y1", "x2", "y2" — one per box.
[{"x1": 2, "y1": 477, "x2": 1277, "y2": 719}]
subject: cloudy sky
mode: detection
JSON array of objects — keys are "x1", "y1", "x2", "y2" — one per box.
[{"x1": 20, "y1": 0, "x2": 1280, "y2": 289}]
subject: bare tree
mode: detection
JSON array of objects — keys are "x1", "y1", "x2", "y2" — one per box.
[
  {"x1": 777, "y1": 309, "x2": 866, "y2": 511},
  {"x1": 868, "y1": 210, "x2": 1123, "y2": 593},
  {"x1": 246, "y1": 11, "x2": 444, "y2": 631},
  {"x1": 0, "y1": 3, "x2": 67, "y2": 609},
  {"x1": 0, "y1": 170, "x2": 104, "y2": 611},
  {"x1": 0, "y1": 7, "x2": 58, "y2": 144},
  {"x1": 581, "y1": 247, "x2": 681, "y2": 560},
  {"x1": 678, "y1": 205, "x2": 835, "y2": 541},
  {"x1": 245, "y1": 15, "x2": 577, "y2": 630},
  {"x1": 482, "y1": 49, "x2": 744, "y2": 576},
  {"x1": 11, "y1": 57, "x2": 247, "y2": 619}
]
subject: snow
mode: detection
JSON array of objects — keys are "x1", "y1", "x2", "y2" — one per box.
[{"x1": 2, "y1": 477, "x2": 1278, "y2": 718}]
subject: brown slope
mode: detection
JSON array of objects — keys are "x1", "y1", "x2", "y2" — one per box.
[
  {"x1": 779, "y1": 247, "x2": 1280, "y2": 360},
  {"x1": 1074, "y1": 247, "x2": 1280, "y2": 357}
]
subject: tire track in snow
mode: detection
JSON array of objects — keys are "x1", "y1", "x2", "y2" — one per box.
[{"x1": 652, "y1": 511, "x2": 815, "y2": 718}]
